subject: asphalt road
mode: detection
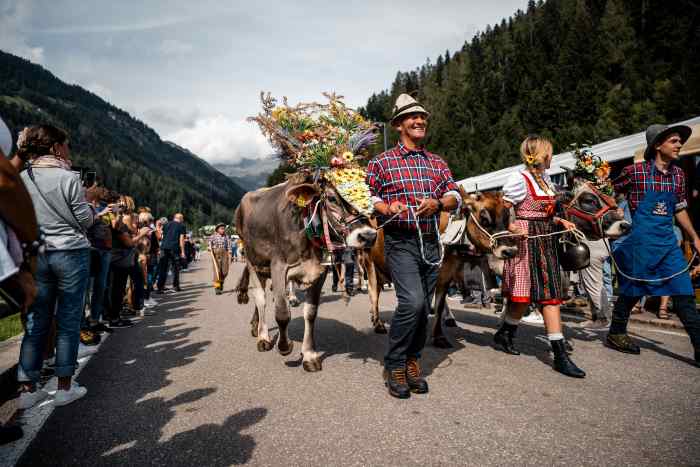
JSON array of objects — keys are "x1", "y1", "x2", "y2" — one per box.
[{"x1": 19, "y1": 257, "x2": 700, "y2": 466}]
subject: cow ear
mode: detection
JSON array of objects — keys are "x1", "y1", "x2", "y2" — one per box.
[{"x1": 286, "y1": 183, "x2": 320, "y2": 207}]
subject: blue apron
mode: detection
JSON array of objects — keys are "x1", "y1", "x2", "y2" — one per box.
[{"x1": 613, "y1": 165, "x2": 693, "y2": 297}]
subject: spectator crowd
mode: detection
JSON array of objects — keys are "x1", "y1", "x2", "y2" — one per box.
[{"x1": 0, "y1": 119, "x2": 200, "y2": 443}]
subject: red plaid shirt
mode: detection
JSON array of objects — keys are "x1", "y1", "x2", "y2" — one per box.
[
  {"x1": 366, "y1": 144, "x2": 460, "y2": 232},
  {"x1": 613, "y1": 161, "x2": 687, "y2": 213}
]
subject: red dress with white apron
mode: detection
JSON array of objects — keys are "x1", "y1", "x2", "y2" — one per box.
[{"x1": 502, "y1": 173, "x2": 564, "y2": 305}]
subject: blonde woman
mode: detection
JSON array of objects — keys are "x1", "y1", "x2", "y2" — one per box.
[{"x1": 495, "y1": 135, "x2": 585, "y2": 378}]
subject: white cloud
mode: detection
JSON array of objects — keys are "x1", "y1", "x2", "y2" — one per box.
[
  {"x1": 0, "y1": 1, "x2": 45, "y2": 64},
  {"x1": 158, "y1": 39, "x2": 193, "y2": 56},
  {"x1": 167, "y1": 115, "x2": 273, "y2": 164}
]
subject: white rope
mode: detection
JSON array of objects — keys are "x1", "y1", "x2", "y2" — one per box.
[
  {"x1": 468, "y1": 212, "x2": 586, "y2": 250},
  {"x1": 599, "y1": 219, "x2": 698, "y2": 283},
  {"x1": 407, "y1": 205, "x2": 444, "y2": 267}
]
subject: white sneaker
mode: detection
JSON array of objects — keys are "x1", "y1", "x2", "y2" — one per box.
[
  {"x1": 77, "y1": 343, "x2": 99, "y2": 359},
  {"x1": 18, "y1": 389, "x2": 49, "y2": 409},
  {"x1": 42, "y1": 378, "x2": 79, "y2": 395},
  {"x1": 143, "y1": 299, "x2": 157, "y2": 308},
  {"x1": 53, "y1": 385, "x2": 87, "y2": 407},
  {"x1": 521, "y1": 310, "x2": 545, "y2": 325}
]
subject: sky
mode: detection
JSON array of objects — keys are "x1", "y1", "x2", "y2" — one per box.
[{"x1": 0, "y1": 0, "x2": 528, "y2": 167}]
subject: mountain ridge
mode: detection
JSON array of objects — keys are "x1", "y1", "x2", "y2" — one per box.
[{"x1": 0, "y1": 50, "x2": 245, "y2": 227}]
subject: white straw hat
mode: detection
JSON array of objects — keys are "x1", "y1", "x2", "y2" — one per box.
[{"x1": 390, "y1": 94, "x2": 429, "y2": 126}]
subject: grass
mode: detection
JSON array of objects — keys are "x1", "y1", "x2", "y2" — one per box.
[{"x1": 0, "y1": 299, "x2": 23, "y2": 342}]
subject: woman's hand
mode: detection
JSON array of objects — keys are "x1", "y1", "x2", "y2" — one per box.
[
  {"x1": 508, "y1": 223, "x2": 525, "y2": 237},
  {"x1": 559, "y1": 219, "x2": 577, "y2": 231}
]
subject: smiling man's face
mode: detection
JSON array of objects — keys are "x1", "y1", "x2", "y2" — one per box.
[{"x1": 396, "y1": 113, "x2": 428, "y2": 143}]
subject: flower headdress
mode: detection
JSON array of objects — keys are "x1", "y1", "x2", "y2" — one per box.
[
  {"x1": 249, "y1": 92, "x2": 378, "y2": 216},
  {"x1": 571, "y1": 144, "x2": 613, "y2": 196}
]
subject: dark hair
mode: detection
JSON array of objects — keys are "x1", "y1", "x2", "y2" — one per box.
[{"x1": 16, "y1": 124, "x2": 68, "y2": 160}]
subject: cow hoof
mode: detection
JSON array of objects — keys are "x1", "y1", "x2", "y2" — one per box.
[
  {"x1": 250, "y1": 322, "x2": 259, "y2": 338},
  {"x1": 289, "y1": 298, "x2": 300, "y2": 308},
  {"x1": 373, "y1": 321, "x2": 387, "y2": 334},
  {"x1": 444, "y1": 318, "x2": 457, "y2": 328},
  {"x1": 238, "y1": 293, "x2": 249, "y2": 305},
  {"x1": 432, "y1": 336, "x2": 452, "y2": 348},
  {"x1": 278, "y1": 340, "x2": 294, "y2": 356},
  {"x1": 302, "y1": 360, "x2": 322, "y2": 372},
  {"x1": 257, "y1": 340, "x2": 273, "y2": 352}
]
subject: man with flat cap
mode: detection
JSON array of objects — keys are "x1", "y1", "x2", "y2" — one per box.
[
  {"x1": 608, "y1": 123, "x2": 700, "y2": 365},
  {"x1": 208, "y1": 223, "x2": 230, "y2": 295},
  {"x1": 367, "y1": 94, "x2": 461, "y2": 398}
]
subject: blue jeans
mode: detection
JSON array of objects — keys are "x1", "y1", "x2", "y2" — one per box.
[
  {"x1": 89, "y1": 249, "x2": 111, "y2": 322},
  {"x1": 602, "y1": 257, "x2": 613, "y2": 303},
  {"x1": 18, "y1": 249, "x2": 90, "y2": 382}
]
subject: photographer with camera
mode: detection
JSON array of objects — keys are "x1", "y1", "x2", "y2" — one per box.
[
  {"x1": 106, "y1": 197, "x2": 151, "y2": 328},
  {"x1": 16, "y1": 125, "x2": 98, "y2": 407}
]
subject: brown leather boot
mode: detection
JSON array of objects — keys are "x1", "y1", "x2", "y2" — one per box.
[
  {"x1": 406, "y1": 357, "x2": 429, "y2": 394},
  {"x1": 383, "y1": 367, "x2": 410, "y2": 399}
]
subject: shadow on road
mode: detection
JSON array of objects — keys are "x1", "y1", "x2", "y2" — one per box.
[{"x1": 19, "y1": 271, "x2": 266, "y2": 467}]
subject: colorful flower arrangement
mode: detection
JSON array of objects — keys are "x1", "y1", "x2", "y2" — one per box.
[
  {"x1": 571, "y1": 144, "x2": 613, "y2": 196},
  {"x1": 250, "y1": 92, "x2": 378, "y2": 215}
]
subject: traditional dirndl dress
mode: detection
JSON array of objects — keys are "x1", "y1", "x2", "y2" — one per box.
[{"x1": 502, "y1": 172, "x2": 564, "y2": 305}]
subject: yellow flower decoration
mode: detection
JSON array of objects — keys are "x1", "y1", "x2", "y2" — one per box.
[
  {"x1": 525, "y1": 154, "x2": 537, "y2": 166},
  {"x1": 342, "y1": 151, "x2": 354, "y2": 162}
]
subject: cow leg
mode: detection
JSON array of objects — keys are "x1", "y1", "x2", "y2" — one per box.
[
  {"x1": 248, "y1": 269, "x2": 272, "y2": 352},
  {"x1": 364, "y1": 257, "x2": 386, "y2": 334},
  {"x1": 432, "y1": 280, "x2": 452, "y2": 348},
  {"x1": 301, "y1": 275, "x2": 324, "y2": 372},
  {"x1": 250, "y1": 307, "x2": 259, "y2": 338},
  {"x1": 287, "y1": 281, "x2": 300, "y2": 308},
  {"x1": 272, "y1": 263, "x2": 294, "y2": 356}
]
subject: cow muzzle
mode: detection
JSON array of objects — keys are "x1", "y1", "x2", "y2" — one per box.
[
  {"x1": 493, "y1": 244, "x2": 518, "y2": 260},
  {"x1": 604, "y1": 220, "x2": 631, "y2": 239},
  {"x1": 347, "y1": 226, "x2": 377, "y2": 248}
]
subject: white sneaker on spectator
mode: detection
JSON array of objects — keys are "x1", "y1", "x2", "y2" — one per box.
[
  {"x1": 143, "y1": 299, "x2": 157, "y2": 308},
  {"x1": 77, "y1": 343, "x2": 99, "y2": 359},
  {"x1": 54, "y1": 385, "x2": 87, "y2": 407},
  {"x1": 18, "y1": 389, "x2": 49, "y2": 409},
  {"x1": 521, "y1": 309, "x2": 545, "y2": 325},
  {"x1": 42, "y1": 378, "x2": 79, "y2": 395}
]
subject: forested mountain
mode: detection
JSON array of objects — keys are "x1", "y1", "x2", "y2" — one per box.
[
  {"x1": 359, "y1": 0, "x2": 700, "y2": 180},
  {"x1": 0, "y1": 50, "x2": 245, "y2": 227}
]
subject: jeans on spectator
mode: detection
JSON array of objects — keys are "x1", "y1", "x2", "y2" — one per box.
[
  {"x1": 89, "y1": 248, "x2": 111, "y2": 322},
  {"x1": 602, "y1": 256, "x2": 613, "y2": 304},
  {"x1": 145, "y1": 254, "x2": 158, "y2": 299},
  {"x1": 107, "y1": 261, "x2": 144, "y2": 321},
  {"x1": 18, "y1": 249, "x2": 90, "y2": 382},
  {"x1": 383, "y1": 230, "x2": 439, "y2": 370},
  {"x1": 157, "y1": 249, "x2": 180, "y2": 290},
  {"x1": 130, "y1": 262, "x2": 145, "y2": 310}
]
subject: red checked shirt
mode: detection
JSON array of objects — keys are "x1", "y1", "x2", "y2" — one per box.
[
  {"x1": 366, "y1": 144, "x2": 461, "y2": 232},
  {"x1": 613, "y1": 161, "x2": 687, "y2": 213}
]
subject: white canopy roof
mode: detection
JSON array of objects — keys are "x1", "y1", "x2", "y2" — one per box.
[{"x1": 457, "y1": 115, "x2": 700, "y2": 192}]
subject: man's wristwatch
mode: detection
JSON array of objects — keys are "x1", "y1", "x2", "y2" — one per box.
[{"x1": 437, "y1": 199, "x2": 444, "y2": 212}]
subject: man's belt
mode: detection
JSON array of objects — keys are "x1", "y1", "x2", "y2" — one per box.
[{"x1": 384, "y1": 227, "x2": 438, "y2": 241}]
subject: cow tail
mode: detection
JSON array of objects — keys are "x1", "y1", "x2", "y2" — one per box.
[{"x1": 235, "y1": 266, "x2": 250, "y2": 305}]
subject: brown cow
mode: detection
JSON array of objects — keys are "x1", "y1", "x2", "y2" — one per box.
[
  {"x1": 358, "y1": 190, "x2": 518, "y2": 348},
  {"x1": 234, "y1": 172, "x2": 377, "y2": 372}
]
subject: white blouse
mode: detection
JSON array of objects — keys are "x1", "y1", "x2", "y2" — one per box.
[{"x1": 502, "y1": 170, "x2": 556, "y2": 205}]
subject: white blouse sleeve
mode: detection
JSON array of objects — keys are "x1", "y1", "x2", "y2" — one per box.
[{"x1": 502, "y1": 172, "x2": 526, "y2": 205}]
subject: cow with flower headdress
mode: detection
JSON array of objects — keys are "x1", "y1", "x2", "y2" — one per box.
[{"x1": 234, "y1": 93, "x2": 378, "y2": 371}]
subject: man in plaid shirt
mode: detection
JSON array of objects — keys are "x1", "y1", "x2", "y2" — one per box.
[
  {"x1": 607, "y1": 123, "x2": 700, "y2": 365},
  {"x1": 366, "y1": 94, "x2": 460, "y2": 399}
]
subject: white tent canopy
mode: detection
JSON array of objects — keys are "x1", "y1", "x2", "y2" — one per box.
[{"x1": 457, "y1": 115, "x2": 700, "y2": 192}]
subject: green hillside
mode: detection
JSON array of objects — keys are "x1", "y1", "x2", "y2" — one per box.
[
  {"x1": 0, "y1": 50, "x2": 245, "y2": 227},
  {"x1": 359, "y1": 0, "x2": 700, "y2": 179}
]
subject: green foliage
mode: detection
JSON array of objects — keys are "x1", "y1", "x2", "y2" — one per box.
[
  {"x1": 0, "y1": 50, "x2": 246, "y2": 229},
  {"x1": 359, "y1": 0, "x2": 700, "y2": 180}
]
